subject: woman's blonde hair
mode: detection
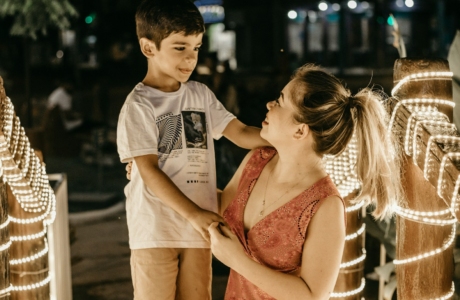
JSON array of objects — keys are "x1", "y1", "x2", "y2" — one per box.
[{"x1": 290, "y1": 64, "x2": 402, "y2": 220}]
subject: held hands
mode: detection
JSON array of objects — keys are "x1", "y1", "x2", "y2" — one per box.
[
  {"x1": 208, "y1": 222, "x2": 246, "y2": 268},
  {"x1": 188, "y1": 209, "x2": 225, "y2": 242}
]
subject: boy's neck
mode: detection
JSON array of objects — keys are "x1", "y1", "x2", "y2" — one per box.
[{"x1": 142, "y1": 68, "x2": 183, "y2": 93}]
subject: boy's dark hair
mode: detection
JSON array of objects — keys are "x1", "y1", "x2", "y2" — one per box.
[{"x1": 135, "y1": 0, "x2": 205, "y2": 49}]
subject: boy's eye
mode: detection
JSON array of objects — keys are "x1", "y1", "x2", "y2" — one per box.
[
  {"x1": 194, "y1": 47, "x2": 201, "y2": 51},
  {"x1": 175, "y1": 47, "x2": 185, "y2": 51}
]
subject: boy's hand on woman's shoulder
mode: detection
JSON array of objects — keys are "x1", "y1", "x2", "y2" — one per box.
[
  {"x1": 188, "y1": 209, "x2": 224, "y2": 242},
  {"x1": 126, "y1": 161, "x2": 133, "y2": 180}
]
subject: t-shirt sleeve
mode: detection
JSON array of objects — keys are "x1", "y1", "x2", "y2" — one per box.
[
  {"x1": 117, "y1": 101, "x2": 159, "y2": 163},
  {"x1": 206, "y1": 86, "x2": 236, "y2": 140}
]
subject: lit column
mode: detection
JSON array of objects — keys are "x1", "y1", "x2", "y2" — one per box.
[{"x1": 390, "y1": 58, "x2": 455, "y2": 299}]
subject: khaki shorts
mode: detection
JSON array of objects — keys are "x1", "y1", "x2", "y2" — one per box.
[{"x1": 130, "y1": 248, "x2": 212, "y2": 300}]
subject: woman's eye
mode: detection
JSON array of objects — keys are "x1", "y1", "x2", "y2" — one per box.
[
  {"x1": 194, "y1": 47, "x2": 201, "y2": 51},
  {"x1": 175, "y1": 47, "x2": 185, "y2": 51}
]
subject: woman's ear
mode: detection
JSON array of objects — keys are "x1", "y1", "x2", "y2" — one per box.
[
  {"x1": 293, "y1": 123, "x2": 309, "y2": 140},
  {"x1": 139, "y1": 38, "x2": 156, "y2": 58}
]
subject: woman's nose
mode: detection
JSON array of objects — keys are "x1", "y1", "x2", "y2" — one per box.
[{"x1": 266, "y1": 101, "x2": 274, "y2": 110}]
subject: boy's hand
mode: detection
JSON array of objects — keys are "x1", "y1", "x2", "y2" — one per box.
[
  {"x1": 126, "y1": 161, "x2": 133, "y2": 180},
  {"x1": 188, "y1": 209, "x2": 225, "y2": 242}
]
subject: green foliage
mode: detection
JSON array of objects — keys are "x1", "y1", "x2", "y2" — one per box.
[{"x1": 0, "y1": 0, "x2": 78, "y2": 39}]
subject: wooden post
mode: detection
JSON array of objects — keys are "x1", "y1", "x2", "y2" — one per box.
[
  {"x1": 327, "y1": 136, "x2": 366, "y2": 299},
  {"x1": 0, "y1": 76, "x2": 54, "y2": 299},
  {"x1": 0, "y1": 181, "x2": 10, "y2": 300},
  {"x1": 8, "y1": 185, "x2": 50, "y2": 300},
  {"x1": 391, "y1": 58, "x2": 455, "y2": 299},
  {"x1": 333, "y1": 192, "x2": 365, "y2": 299}
]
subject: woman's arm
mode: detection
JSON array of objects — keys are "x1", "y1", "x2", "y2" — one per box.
[{"x1": 209, "y1": 195, "x2": 345, "y2": 300}]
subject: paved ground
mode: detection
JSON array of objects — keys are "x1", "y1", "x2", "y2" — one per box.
[{"x1": 68, "y1": 207, "x2": 230, "y2": 300}]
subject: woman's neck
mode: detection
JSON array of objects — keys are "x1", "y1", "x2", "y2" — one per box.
[{"x1": 270, "y1": 146, "x2": 325, "y2": 184}]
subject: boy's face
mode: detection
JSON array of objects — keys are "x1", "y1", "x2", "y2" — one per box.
[{"x1": 150, "y1": 32, "x2": 203, "y2": 84}]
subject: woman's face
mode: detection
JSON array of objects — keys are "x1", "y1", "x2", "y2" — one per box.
[{"x1": 261, "y1": 81, "x2": 301, "y2": 144}]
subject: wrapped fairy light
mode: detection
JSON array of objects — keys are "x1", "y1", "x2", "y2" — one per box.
[
  {"x1": 0, "y1": 77, "x2": 56, "y2": 298},
  {"x1": 324, "y1": 135, "x2": 367, "y2": 299},
  {"x1": 390, "y1": 58, "x2": 456, "y2": 299}
]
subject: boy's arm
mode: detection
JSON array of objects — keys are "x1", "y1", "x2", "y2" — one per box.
[
  {"x1": 134, "y1": 154, "x2": 224, "y2": 241},
  {"x1": 222, "y1": 119, "x2": 271, "y2": 149}
]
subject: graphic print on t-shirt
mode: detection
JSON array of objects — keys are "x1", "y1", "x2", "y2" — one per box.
[
  {"x1": 156, "y1": 113, "x2": 183, "y2": 161},
  {"x1": 182, "y1": 111, "x2": 208, "y2": 149}
]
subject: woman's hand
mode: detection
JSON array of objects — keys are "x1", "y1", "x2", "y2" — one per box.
[{"x1": 208, "y1": 222, "x2": 247, "y2": 268}]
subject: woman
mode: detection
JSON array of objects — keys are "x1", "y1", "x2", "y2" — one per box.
[{"x1": 208, "y1": 64, "x2": 402, "y2": 299}]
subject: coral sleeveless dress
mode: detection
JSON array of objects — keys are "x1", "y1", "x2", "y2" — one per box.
[{"x1": 223, "y1": 147, "x2": 343, "y2": 300}]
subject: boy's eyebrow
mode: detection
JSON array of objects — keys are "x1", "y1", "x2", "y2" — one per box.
[{"x1": 172, "y1": 41, "x2": 203, "y2": 46}]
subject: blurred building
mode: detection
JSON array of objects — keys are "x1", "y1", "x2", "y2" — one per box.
[
  {"x1": 0, "y1": 0, "x2": 458, "y2": 98},
  {"x1": 222, "y1": 0, "x2": 459, "y2": 72}
]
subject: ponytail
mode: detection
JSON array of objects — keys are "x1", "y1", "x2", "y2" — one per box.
[{"x1": 352, "y1": 88, "x2": 402, "y2": 220}]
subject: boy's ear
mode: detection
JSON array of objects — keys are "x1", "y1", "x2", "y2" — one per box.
[
  {"x1": 139, "y1": 38, "x2": 156, "y2": 58},
  {"x1": 293, "y1": 123, "x2": 309, "y2": 140}
]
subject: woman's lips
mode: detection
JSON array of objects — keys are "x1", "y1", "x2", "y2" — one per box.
[{"x1": 180, "y1": 68, "x2": 193, "y2": 74}]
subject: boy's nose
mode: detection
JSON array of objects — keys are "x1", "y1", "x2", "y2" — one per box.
[{"x1": 185, "y1": 51, "x2": 198, "y2": 62}]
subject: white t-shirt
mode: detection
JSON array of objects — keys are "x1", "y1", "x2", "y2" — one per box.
[
  {"x1": 47, "y1": 86, "x2": 83, "y2": 130},
  {"x1": 117, "y1": 81, "x2": 235, "y2": 249},
  {"x1": 48, "y1": 86, "x2": 72, "y2": 111}
]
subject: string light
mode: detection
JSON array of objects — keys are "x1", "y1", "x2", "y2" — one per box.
[
  {"x1": 0, "y1": 86, "x2": 57, "y2": 299},
  {"x1": 324, "y1": 135, "x2": 360, "y2": 198},
  {"x1": 330, "y1": 278, "x2": 365, "y2": 298},
  {"x1": 9, "y1": 240, "x2": 49, "y2": 265},
  {"x1": 450, "y1": 178, "x2": 460, "y2": 213},
  {"x1": 340, "y1": 249, "x2": 366, "y2": 268},
  {"x1": 391, "y1": 72, "x2": 453, "y2": 96},
  {"x1": 10, "y1": 276, "x2": 50, "y2": 292},
  {"x1": 432, "y1": 282, "x2": 455, "y2": 300},
  {"x1": 412, "y1": 121, "x2": 457, "y2": 168},
  {"x1": 404, "y1": 112, "x2": 449, "y2": 156},
  {"x1": 393, "y1": 224, "x2": 455, "y2": 265},
  {"x1": 387, "y1": 68, "x2": 458, "y2": 298},
  {"x1": 393, "y1": 205, "x2": 456, "y2": 226},
  {"x1": 9, "y1": 227, "x2": 46, "y2": 242},
  {"x1": 0, "y1": 216, "x2": 10, "y2": 229},
  {"x1": 436, "y1": 152, "x2": 460, "y2": 202},
  {"x1": 423, "y1": 136, "x2": 460, "y2": 181},
  {"x1": 324, "y1": 133, "x2": 366, "y2": 297},
  {"x1": 345, "y1": 224, "x2": 366, "y2": 241},
  {"x1": 0, "y1": 284, "x2": 12, "y2": 297},
  {"x1": 345, "y1": 199, "x2": 365, "y2": 213},
  {"x1": 0, "y1": 240, "x2": 11, "y2": 252},
  {"x1": 388, "y1": 98, "x2": 454, "y2": 137}
]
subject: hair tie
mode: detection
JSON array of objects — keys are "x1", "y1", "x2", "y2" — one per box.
[
  {"x1": 348, "y1": 95, "x2": 357, "y2": 109},
  {"x1": 348, "y1": 95, "x2": 358, "y2": 122}
]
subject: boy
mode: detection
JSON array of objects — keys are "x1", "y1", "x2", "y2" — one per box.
[{"x1": 116, "y1": 0, "x2": 269, "y2": 299}]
